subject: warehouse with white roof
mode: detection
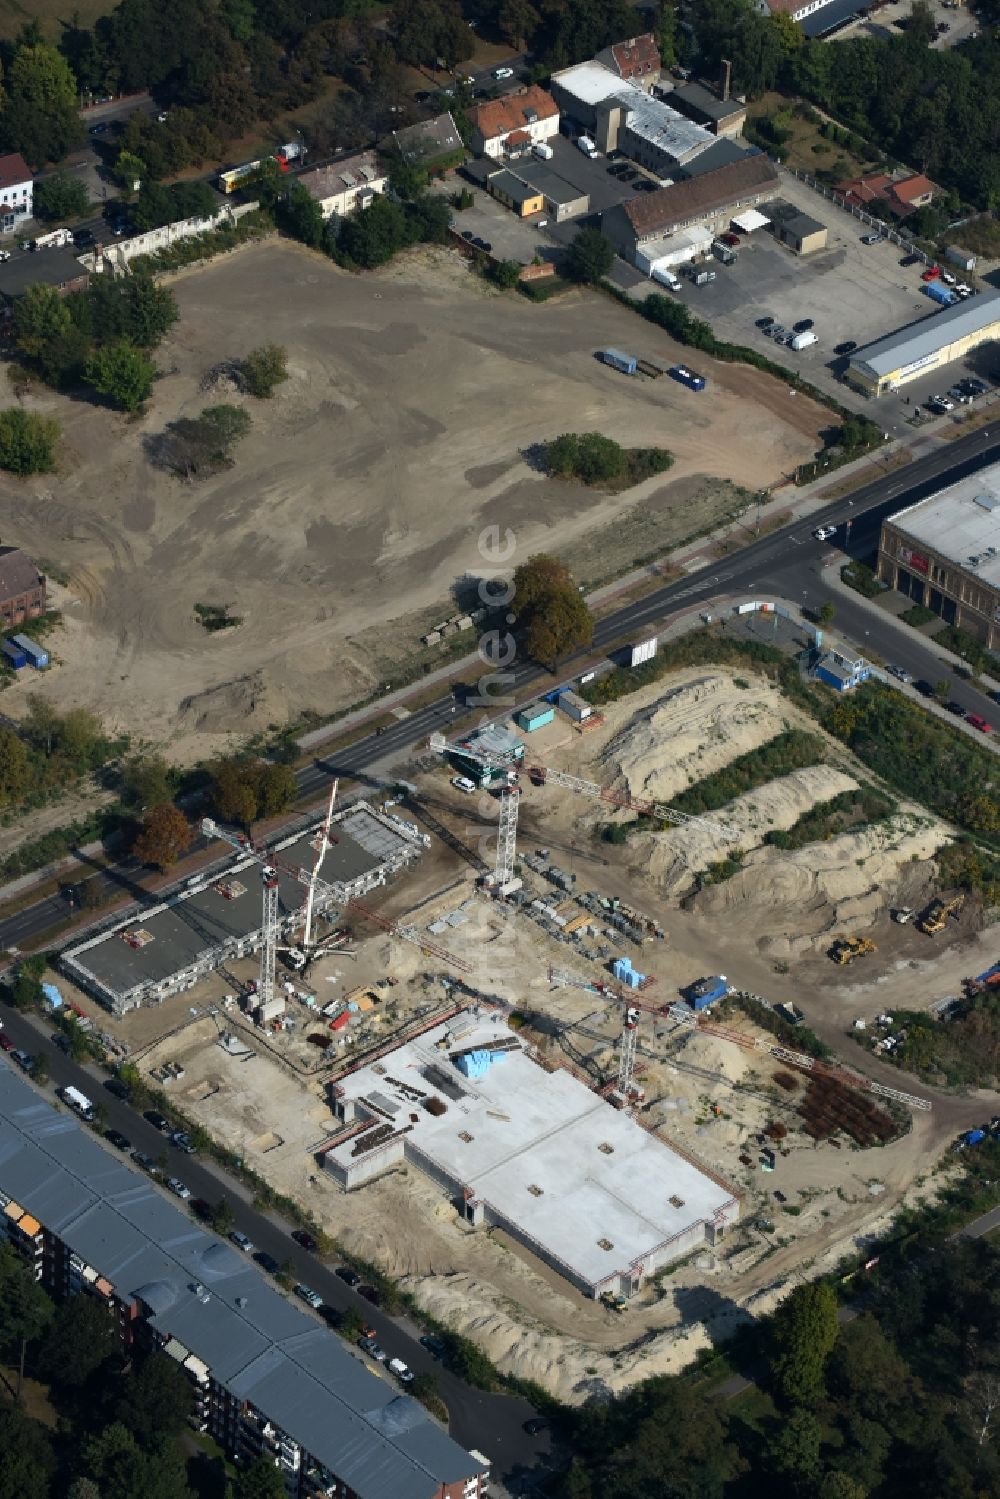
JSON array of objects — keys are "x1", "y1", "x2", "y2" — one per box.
[
  {"x1": 878, "y1": 460, "x2": 1000, "y2": 650},
  {"x1": 847, "y1": 290, "x2": 1000, "y2": 398}
]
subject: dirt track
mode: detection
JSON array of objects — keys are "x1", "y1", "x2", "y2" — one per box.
[{"x1": 0, "y1": 240, "x2": 824, "y2": 761}]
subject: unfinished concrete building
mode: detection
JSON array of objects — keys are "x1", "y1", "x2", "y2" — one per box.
[
  {"x1": 323, "y1": 1009, "x2": 739, "y2": 1300},
  {"x1": 62, "y1": 804, "x2": 424, "y2": 1016}
]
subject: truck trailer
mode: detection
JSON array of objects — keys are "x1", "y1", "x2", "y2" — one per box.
[
  {"x1": 1, "y1": 640, "x2": 27, "y2": 670},
  {"x1": 10, "y1": 635, "x2": 48, "y2": 669},
  {"x1": 601, "y1": 348, "x2": 638, "y2": 375}
]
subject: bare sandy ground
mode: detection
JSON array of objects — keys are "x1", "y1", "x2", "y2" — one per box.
[{"x1": 0, "y1": 241, "x2": 824, "y2": 760}]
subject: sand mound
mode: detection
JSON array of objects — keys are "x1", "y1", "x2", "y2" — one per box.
[
  {"x1": 635, "y1": 764, "x2": 858, "y2": 895},
  {"x1": 178, "y1": 670, "x2": 275, "y2": 732},
  {"x1": 693, "y1": 810, "x2": 952, "y2": 956},
  {"x1": 602, "y1": 672, "x2": 791, "y2": 804}
]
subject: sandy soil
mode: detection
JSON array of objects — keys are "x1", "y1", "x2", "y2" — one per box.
[{"x1": 0, "y1": 241, "x2": 824, "y2": 761}]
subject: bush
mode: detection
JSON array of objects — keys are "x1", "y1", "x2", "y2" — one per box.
[
  {"x1": 0, "y1": 408, "x2": 59, "y2": 474},
  {"x1": 900, "y1": 604, "x2": 937, "y2": 627},
  {"x1": 543, "y1": 432, "x2": 672, "y2": 488},
  {"x1": 670, "y1": 729, "x2": 827, "y2": 817},
  {"x1": 238, "y1": 344, "x2": 288, "y2": 399},
  {"x1": 841, "y1": 561, "x2": 885, "y2": 598},
  {"x1": 147, "y1": 404, "x2": 251, "y2": 478}
]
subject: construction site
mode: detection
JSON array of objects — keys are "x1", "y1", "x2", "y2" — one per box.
[{"x1": 50, "y1": 652, "x2": 997, "y2": 1398}]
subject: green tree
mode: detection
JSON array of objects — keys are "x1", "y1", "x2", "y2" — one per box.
[
  {"x1": 338, "y1": 193, "x2": 408, "y2": 268},
  {"x1": 563, "y1": 226, "x2": 614, "y2": 284},
  {"x1": 256, "y1": 762, "x2": 296, "y2": 819},
  {"x1": 84, "y1": 341, "x2": 156, "y2": 412},
  {"x1": 115, "y1": 1352, "x2": 193, "y2": 1448},
  {"x1": 0, "y1": 408, "x2": 60, "y2": 475},
  {"x1": 765, "y1": 1405, "x2": 824, "y2": 1488},
  {"x1": 545, "y1": 431, "x2": 625, "y2": 485},
  {"x1": 1, "y1": 43, "x2": 82, "y2": 165},
  {"x1": 113, "y1": 149, "x2": 147, "y2": 197},
  {"x1": 36, "y1": 1294, "x2": 118, "y2": 1390},
  {"x1": 239, "y1": 343, "x2": 289, "y2": 398},
  {"x1": 388, "y1": 158, "x2": 429, "y2": 201},
  {"x1": 0, "y1": 1406, "x2": 57, "y2": 1499},
  {"x1": 0, "y1": 725, "x2": 30, "y2": 802},
  {"x1": 0, "y1": 1242, "x2": 54, "y2": 1399},
  {"x1": 210, "y1": 759, "x2": 259, "y2": 828},
  {"x1": 33, "y1": 171, "x2": 91, "y2": 222},
  {"x1": 817, "y1": 1475, "x2": 868, "y2": 1499},
  {"x1": 769, "y1": 1280, "x2": 839, "y2": 1405},
  {"x1": 277, "y1": 181, "x2": 324, "y2": 247},
  {"x1": 67, "y1": 1481, "x2": 103, "y2": 1499},
  {"x1": 13, "y1": 283, "x2": 72, "y2": 361},
  {"x1": 122, "y1": 276, "x2": 179, "y2": 348},
  {"x1": 499, "y1": 0, "x2": 541, "y2": 48},
  {"x1": 210, "y1": 1197, "x2": 235, "y2": 1236},
  {"x1": 491, "y1": 259, "x2": 523, "y2": 290},
  {"x1": 512, "y1": 554, "x2": 593, "y2": 669},
  {"x1": 233, "y1": 1457, "x2": 287, "y2": 1499},
  {"x1": 120, "y1": 753, "x2": 173, "y2": 810},
  {"x1": 29, "y1": 1052, "x2": 49, "y2": 1084},
  {"x1": 132, "y1": 803, "x2": 191, "y2": 869},
  {"x1": 818, "y1": 601, "x2": 836, "y2": 626}
]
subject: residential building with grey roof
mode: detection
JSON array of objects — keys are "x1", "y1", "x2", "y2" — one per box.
[{"x1": 0, "y1": 1063, "x2": 487, "y2": 1499}]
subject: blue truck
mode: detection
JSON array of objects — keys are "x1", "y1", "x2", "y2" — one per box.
[
  {"x1": 1, "y1": 639, "x2": 27, "y2": 670},
  {"x1": 669, "y1": 364, "x2": 706, "y2": 391},
  {"x1": 601, "y1": 348, "x2": 638, "y2": 375}
]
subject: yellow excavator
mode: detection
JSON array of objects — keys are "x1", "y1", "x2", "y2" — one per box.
[
  {"x1": 830, "y1": 935, "x2": 877, "y2": 965},
  {"x1": 918, "y1": 893, "x2": 965, "y2": 936}
]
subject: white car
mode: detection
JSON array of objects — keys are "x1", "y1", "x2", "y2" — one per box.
[
  {"x1": 887, "y1": 665, "x2": 913, "y2": 684},
  {"x1": 452, "y1": 775, "x2": 476, "y2": 793},
  {"x1": 813, "y1": 525, "x2": 837, "y2": 541},
  {"x1": 230, "y1": 1230, "x2": 255, "y2": 1254},
  {"x1": 493, "y1": 66, "x2": 514, "y2": 80},
  {"x1": 166, "y1": 1178, "x2": 192, "y2": 1200},
  {"x1": 389, "y1": 1357, "x2": 415, "y2": 1383}
]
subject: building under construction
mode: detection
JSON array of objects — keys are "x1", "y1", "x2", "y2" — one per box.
[
  {"x1": 61, "y1": 804, "x2": 423, "y2": 1017},
  {"x1": 323, "y1": 1009, "x2": 739, "y2": 1300}
]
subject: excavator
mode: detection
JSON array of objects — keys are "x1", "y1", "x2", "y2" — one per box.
[
  {"x1": 830, "y1": 935, "x2": 877, "y2": 965},
  {"x1": 918, "y1": 893, "x2": 965, "y2": 936}
]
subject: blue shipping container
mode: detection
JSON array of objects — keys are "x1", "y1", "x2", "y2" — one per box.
[
  {"x1": 10, "y1": 634, "x2": 48, "y2": 669},
  {"x1": 925, "y1": 282, "x2": 957, "y2": 306},
  {"x1": 602, "y1": 348, "x2": 637, "y2": 375},
  {"x1": 686, "y1": 976, "x2": 728, "y2": 1010},
  {"x1": 1, "y1": 640, "x2": 27, "y2": 670},
  {"x1": 966, "y1": 1128, "x2": 986, "y2": 1146},
  {"x1": 669, "y1": 364, "x2": 706, "y2": 391}
]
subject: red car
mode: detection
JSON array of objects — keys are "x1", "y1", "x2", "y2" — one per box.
[
  {"x1": 720, "y1": 231, "x2": 740, "y2": 247},
  {"x1": 0, "y1": 1036, "x2": 14, "y2": 1052},
  {"x1": 921, "y1": 265, "x2": 941, "y2": 282},
  {"x1": 966, "y1": 714, "x2": 993, "y2": 734}
]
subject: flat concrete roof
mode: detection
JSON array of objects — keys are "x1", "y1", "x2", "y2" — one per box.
[
  {"x1": 329, "y1": 1013, "x2": 736, "y2": 1291},
  {"x1": 551, "y1": 61, "x2": 644, "y2": 108},
  {"x1": 64, "y1": 806, "x2": 414, "y2": 1000},
  {"x1": 885, "y1": 460, "x2": 1000, "y2": 590},
  {"x1": 851, "y1": 289, "x2": 1000, "y2": 378}
]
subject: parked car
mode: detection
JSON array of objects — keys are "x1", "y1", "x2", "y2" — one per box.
[
  {"x1": 887, "y1": 664, "x2": 913, "y2": 683},
  {"x1": 461, "y1": 229, "x2": 475, "y2": 242},
  {"x1": 793, "y1": 318, "x2": 815, "y2": 332},
  {"x1": 256, "y1": 1251, "x2": 281, "y2": 1274},
  {"x1": 452, "y1": 775, "x2": 476, "y2": 793},
  {"x1": 720, "y1": 231, "x2": 740, "y2": 247},
  {"x1": 388, "y1": 1357, "x2": 414, "y2": 1384},
  {"x1": 358, "y1": 1284, "x2": 381, "y2": 1307},
  {"x1": 861, "y1": 233, "x2": 882, "y2": 245},
  {"x1": 756, "y1": 315, "x2": 775, "y2": 329},
  {"x1": 493, "y1": 66, "x2": 514, "y2": 79},
  {"x1": 104, "y1": 1077, "x2": 129, "y2": 1100},
  {"x1": 335, "y1": 1265, "x2": 361, "y2": 1287},
  {"x1": 292, "y1": 1228, "x2": 318, "y2": 1251},
  {"x1": 294, "y1": 1284, "x2": 323, "y2": 1309},
  {"x1": 914, "y1": 679, "x2": 935, "y2": 697},
  {"x1": 419, "y1": 1334, "x2": 447, "y2": 1358},
  {"x1": 945, "y1": 700, "x2": 967, "y2": 717},
  {"x1": 523, "y1": 1417, "x2": 549, "y2": 1436},
  {"x1": 358, "y1": 1335, "x2": 387, "y2": 1362},
  {"x1": 230, "y1": 1230, "x2": 255, "y2": 1253},
  {"x1": 900, "y1": 253, "x2": 921, "y2": 266},
  {"x1": 956, "y1": 283, "x2": 972, "y2": 298},
  {"x1": 105, "y1": 1129, "x2": 132, "y2": 1151},
  {"x1": 0, "y1": 1035, "x2": 15, "y2": 1053},
  {"x1": 921, "y1": 266, "x2": 941, "y2": 281},
  {"x1": 166, "y1": 1178, "x2": 192, "y2": 1200},
  {"x1": 145, "y1": 1110, "x2": 170, "y2": 1133},
  {"x1": 966, "y1": 714, "x2": 993, "y2": 733},
  {"x1": 12, "y1": 1050, "x2": 32, "y2": 1071},
  {"x1": 170, "y1": 1129, "x2": 195, "y2": 1153},
  {"x1": 813, "y1": 525, "x2": 837, "y2": 541},
  {"x1": 618, "y1": 168, "x2": 636, "y2": 182},
  {"x1": 131, "y1": 1151, "x2": 157, "y2": 1172}
]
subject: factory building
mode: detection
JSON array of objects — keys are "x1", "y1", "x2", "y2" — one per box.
[
  {"x1": 0, "y1": 1065, "x2": 487, "y2": 1499},
  {"x1": 878, "y1": 462, "x2": 1000, "y2": 650},
  {"x1": 62, "y1": 804, "x2": 423, "y2": 1016},
  {"x1": 847, "y1": 290, "x2": 1000, "y2": 398},
  {"x1": 323, "y1": 1010, "x2": 739, "y2": 1300}
]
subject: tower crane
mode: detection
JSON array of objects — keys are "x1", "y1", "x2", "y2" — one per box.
[
  {"x1": 201, "y1": 818, "x2": 287, "y2": 1013},
  {"x1": 528, "y1": 764, "x2": 740, "y2": 840},
  {"x1": 303, "y1": 779, "x2": 338, "y2": 951},
  {"x1": 549, "y1": 967, "x2": 668, "y2": 1109}
]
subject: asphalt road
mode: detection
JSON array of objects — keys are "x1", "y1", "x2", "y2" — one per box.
[
  {"x1": 4, "y1": 425, "x2": 999, "y2": 954},
  {"x1": 0, "y1": 1011, "x2": 554, "y2": 1490}
]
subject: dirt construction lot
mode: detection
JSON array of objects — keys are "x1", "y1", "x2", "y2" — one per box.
[{"x1": 0, "y1": 240, "x2": 824, "y2": 760}]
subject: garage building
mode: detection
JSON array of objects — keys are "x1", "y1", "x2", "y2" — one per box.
[
  {"x1": 878, "y1": 462, "x2": 1000, "y2": 651},
  {"x1": 847, "y1": 290, "x2": 1000, "y2": 398},
  {"x1": 767, "y1": 199, "x2": 828, "y2": 255}
]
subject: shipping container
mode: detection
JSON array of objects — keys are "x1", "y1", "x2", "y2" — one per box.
[
  {"x1": 329, "y1": 1011, "x2": 350, "y2": 1031},
  {"x1": 1, "y1": 640, "x2": 27, "y2": 670},
  {"x1": 685, "y1": 975, "x2": 728, "y2": 1010},
  {"x1": 925, "y1": 281, "x2": 957, "y2": 306},
  {"x1": 601, "y1": 348, "x2": 637, "y2": 375},
  {"x1": 516, "y1": 702, "x2": 556, "y2": 732},
  {"x1": 668, "y1": 364, "x2": 706, "y2": 391},
  {"x1": 10, "y1": 634, "x2": 48, "y2": 669}
]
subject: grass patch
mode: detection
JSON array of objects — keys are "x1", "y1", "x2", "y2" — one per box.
[
  {"x1": 933, "y1": 625, "x2": 998, "y2": 676},
  {"x1": 864, "y1": 989, "x2": 1000, "y2": 1088},
  {"x1": 764, "y1": 785, "x2": 896, "y2": 851},
  {"x1": 745, "y1": 93, "x2": 881, "y2": 181},
  {"x1": 900, "y1": 603, "x2": 937, "y2": 627},
  {"x1": 670, "y1": 728, "x2": 827, "y2": 818}
]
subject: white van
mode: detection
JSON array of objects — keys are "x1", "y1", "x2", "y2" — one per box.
[
  {"x1": 576, "y1": 135, "x2": 598, "y2": 158},
  {"x1": 652, "y1": 268, "x2": 681, "y2": 292},
  {"x1": 533, "y1": 141, "x2": 554, "y2": 160},
  {"x1": 452, "y1": 775, "x2": 476, "y2": 793}
]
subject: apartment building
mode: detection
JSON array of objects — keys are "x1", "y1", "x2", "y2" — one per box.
[{"x1": 0, "y1": 1064, "x2": 487, "y2": 1499}]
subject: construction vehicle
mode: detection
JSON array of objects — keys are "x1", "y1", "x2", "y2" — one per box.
[
  {"x1": 830, "y1": 936, "x2": 876, "y2": 965},
  {"x1": 600, "y1": 1292, "x2": 628, "y2": 1313},
  {"x1": 891, "y1": 907, "x2": 915, "y2": 924},
  {"x1": 918, "y1": 893, "x2": 964, "y2": 935}
]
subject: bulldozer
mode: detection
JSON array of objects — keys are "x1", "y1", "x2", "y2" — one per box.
[
  {"x1": 830, "y1": 935, "x2": 877, "y2": 965},
  {"x1": 918, "y1": 893, "x2": 965, "y2": 936}
]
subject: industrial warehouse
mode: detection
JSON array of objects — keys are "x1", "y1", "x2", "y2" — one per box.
[
  {"x1": 323, "y1": 1008, "x2": 740, "y2": 1300},
  {"x1": 846, "y1": 289, "x2": 1000, "y2": 397},
  {"x1": 0, "y1": 1066, "x2": 486, "y2": 1499},
  {"x1": 61, "y1": 803, "x2": 423, "y2": 1016},
  {"x1": 878, "y1": 461, "x2": 1000, "y2": 649}
]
